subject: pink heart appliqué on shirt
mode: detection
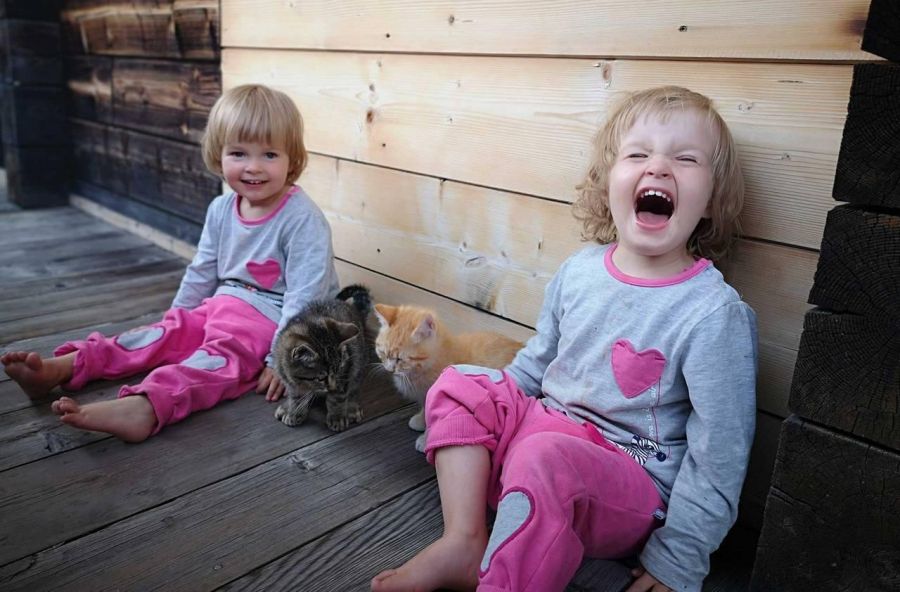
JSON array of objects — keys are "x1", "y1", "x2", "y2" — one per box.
[
  {"x1": 246, "y1": 259, "x2": 282, "y2": 290},
  {"x1": 611, "y1": 339, "x2": 666, "y2": 398}
]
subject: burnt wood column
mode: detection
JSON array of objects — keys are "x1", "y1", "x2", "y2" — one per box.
[
  {"x1": 0, "y1": 0, "x2": 69, "y2": 207},
  {"x1": 751, "y1": 6, "x2": 900, "y2": 590}
]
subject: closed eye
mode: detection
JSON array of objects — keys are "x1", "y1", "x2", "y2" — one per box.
[
  {"x1": 677, "y1": 155, "x2": 699, "y2": 163},
  {"x1": 626, "y1": 153, "x2": 647, "y2": 159}
]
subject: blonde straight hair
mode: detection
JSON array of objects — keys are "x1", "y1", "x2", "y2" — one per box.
[
  {"x1": 202, "y1": 84, "x2": 308, "y2": 184},
  {"x1": 573, "y1": 86, "x2": 744, "y2": 262}
]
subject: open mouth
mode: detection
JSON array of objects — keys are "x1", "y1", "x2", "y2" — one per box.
[
  {"x1": 635, "y1": 189, "x2": 674, "y2": 226},
  {"x1": 242, "y1": 179, "x2": 267, "y2": 186}
]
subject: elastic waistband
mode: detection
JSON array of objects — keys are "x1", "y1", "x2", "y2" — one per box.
[{"x1": 222, "y1": 280, "x2": 283, "y2": 305}]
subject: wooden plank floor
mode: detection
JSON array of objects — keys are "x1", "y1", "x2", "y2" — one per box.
[{"x1": 0, "y1": 196, "x2": 755, "y2": 591}]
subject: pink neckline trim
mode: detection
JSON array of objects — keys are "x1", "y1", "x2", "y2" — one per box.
[
  {"x1": 604, "y1": 244, "x2": 710, "y2": 287},
  {"x1": 235, "y1": 185, "x2": 298, "y2": 226}
]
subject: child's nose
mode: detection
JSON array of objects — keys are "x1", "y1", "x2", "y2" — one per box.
[{"x1": 644, "y1": 156, "x2": 672, "y2": 178}]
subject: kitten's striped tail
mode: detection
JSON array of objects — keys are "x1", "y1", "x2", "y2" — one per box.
[{"x1": 336, "y1": 284, "x2": 372, "y2": 315}]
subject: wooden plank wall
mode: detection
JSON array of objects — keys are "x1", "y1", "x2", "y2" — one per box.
[
  {"x1": 214, "y1": 0, "x2": 877, "y2": 529},
  {"x1": 62, "y1": 0, "x2": 222, "y2": 242}
]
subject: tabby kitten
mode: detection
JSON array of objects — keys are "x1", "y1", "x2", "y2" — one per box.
[
  {"x1": 274, "y1": 285, "x2": 372, "y2": 432},
  {"x1": 373, "y1": 303, "x2": 523, "y2": 451}
]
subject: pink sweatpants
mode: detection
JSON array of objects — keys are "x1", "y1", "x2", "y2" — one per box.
[
  {"x1": 424, "y1": 365, "x2": 665, "y2": 592},
  {"x1": 55, "y1": 294, "x2": 277, "y2": 435}
]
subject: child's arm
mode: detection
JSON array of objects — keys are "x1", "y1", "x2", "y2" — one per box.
[
  {"x1": 638, "y1": 301, "x2": 758, "y2": 592},
  {"x1": 504, "y1": 267, "x2": 563, "y2": 397},
  {"x1": 172, "y1": 198, "x2": 222, "y2": 309},
  {"x1": 266, "y1": 206, "x2": 339, "y2": 366}
]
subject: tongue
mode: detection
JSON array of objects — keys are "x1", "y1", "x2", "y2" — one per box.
[{"x1": 637, "y1": 211, "x2": 669, "y2": 225}]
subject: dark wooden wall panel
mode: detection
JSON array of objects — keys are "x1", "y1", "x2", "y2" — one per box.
[
  {"x1": 862, "y1": 0, "x2": 900, "y2": 62},
  {"x1": 790, "y1": 309, "x2": 900, "y2": 450},
  {"x1": 72, "y1": 119, "x2": 219, "y2": 222},
  {"x1": 808, "y1": 205, "x2": 900, "y2": 324},
  {"x1": 62, "y1": 0, "x2": 220, "y2": 229},
  {"x1": 61, "y1": 0, "x2": 218, "y2": 60},
  {"x1": 832, "y1": 63, "x2": 900, "y2": 209},
  {"x1": 751, "y1": 417, "x2": 900, "y2": 592}
]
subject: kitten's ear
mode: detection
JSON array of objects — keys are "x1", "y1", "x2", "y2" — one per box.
[
  {"x1": 331, "y1": 320, "x2": 360, "y2": 347},
  {"x1": 374, "y1": 303, "x2": 397, "y2": 327},
  {"x1": 291, "y1": 344, "x2": 317, "y2": 363},
  {"x1": 411, "y1": 314, "x2": 435, "y2": 343}
]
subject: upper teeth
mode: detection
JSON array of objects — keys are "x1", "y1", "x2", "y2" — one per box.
[{"x1": 640, "y1": 189, "x2": 671, "y2": 202}]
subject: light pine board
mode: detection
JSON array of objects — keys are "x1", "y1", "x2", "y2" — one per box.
[
  {"x1": 303, "y1": 155, "x2": 817, "y2": 418},
  {"x1": 222, "y1": 0, "x2": 873, "y2": 61},
  {"x1": 224, "y1": 50, "x2": 851, "y2": 250}
]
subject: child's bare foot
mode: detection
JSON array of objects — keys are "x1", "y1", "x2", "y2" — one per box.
[
  {"x1": 371, "y1": 531, "x2": 486, "y2": 592},
  {"x1": 1, "y1": 351, "x2": 73, "y2": 400},
  {"x1": 52, "y1": 395, "x2": 157, "y2": 443}
]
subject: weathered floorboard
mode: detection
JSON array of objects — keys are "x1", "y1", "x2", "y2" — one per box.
[{"x1": 0, "y1": 407, "x2": 430, "y2": 591}]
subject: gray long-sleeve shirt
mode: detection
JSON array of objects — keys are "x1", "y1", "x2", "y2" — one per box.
[
  {"x1": 172, "y1": 186, "x2": 340, "y2": 362},
  {"x1": 505, "y1": 243, "x2": 757, "y2": 592}
]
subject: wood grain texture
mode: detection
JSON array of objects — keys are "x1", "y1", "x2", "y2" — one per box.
[
  {"x1": 224, "y1": 49, "x2": 851, "y2": 249},
  {"x1": 61, "y1": 0, "x2": 219, "y2": 60},
  {"x1": 0, "y1": 19, "x2": 63, "y2": 85},
  {"x1": 333, "y1": 258, "x2": 535, "y2": 345},
  {"x1": 0, "y1": 85, "x2": 68, "y2": 145},
  {"x1": 751, "y1": 416, "x2": 900, "y2": 592},
  {"x1": 304, "y1": 154, "x2": 814, "y2": 418},
  {"x1": 809, "y1": 205, "x2": 900, "y2": 325},
  {"x1": 862, "y1": 0, "x2": 900, "y2": 62},
  {"x1": 73, "y1": 181, "x2": 205, "y2": 245},
  {"x1": 0, "y1": 407, "x2": 426, "y2": 590},
  {"x1": 219, "y1": 480, "x2": 444, "y2": 592},
  {"x1": 71, "y1": 119, "x2": 220, "y2": 221},
  {"x1": 111, "y1": 58, "x2": 220, "y2": 143},
  {"x1": 790, "y1": 309, "x2": 900, "y2": 450},
  {"x1": 833, "y1": 63, "x2": 900, "y2": 209},
  {"x1": 222, "y1": 0, "x2": 872, "y2": 61},
  {"x1": 66, "y1": 56, "x2": 219, "y2": 144}
]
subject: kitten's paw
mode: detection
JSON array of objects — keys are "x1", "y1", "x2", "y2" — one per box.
[
  {"x1": 275, "y1": 403, "x2": 306, "y2": 427},
  {"x1": 326, "y1": 412, "x2": 351, "y2": 432},
  {"x1": 348, "y1": 402, "x2": 364, "y2": 424},
  {"x1": 414, "y1": 432, "x2": 427, "y2": 453},
  {"x1": 408, "y1": 409, "x2": 426, "y2": 432}
]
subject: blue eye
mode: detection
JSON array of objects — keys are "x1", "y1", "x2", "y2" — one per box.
[
  {"x1": 229, "y1": 151, "x2": 244, "y2": 158},
  {"x1": 265, "y1": 152, "x2": 279, "y2": 159}
]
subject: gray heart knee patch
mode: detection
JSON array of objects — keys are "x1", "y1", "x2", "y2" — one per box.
[
  {"x1": 116, "y1": 327, "x2": 164, "y2": 350},
  {"x1": 181, "y1": 349, "x2": 227, "y2": 371},
  {"x1": 481, "y1": 490, "x2": 532, "y2": 571}
]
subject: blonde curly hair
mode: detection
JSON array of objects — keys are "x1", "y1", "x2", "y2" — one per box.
[
  {"x1": 573, "y1": 86, "x2": 744, "y2": 262},
  {"x1": 202, "y1": 84, "x2": 308, "y2": 185}
]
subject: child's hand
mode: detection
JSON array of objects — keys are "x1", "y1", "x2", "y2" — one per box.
[
  {"x1": 625, "y1": 566, "x2": 673, "y2": 592},
  {"x1": 257, "y1": 367, "x2": 286, "y2": 402}
]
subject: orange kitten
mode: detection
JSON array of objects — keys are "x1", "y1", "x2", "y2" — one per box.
[{"x1": 374, "y1": 303, "x2": 523, "y2": 451}]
